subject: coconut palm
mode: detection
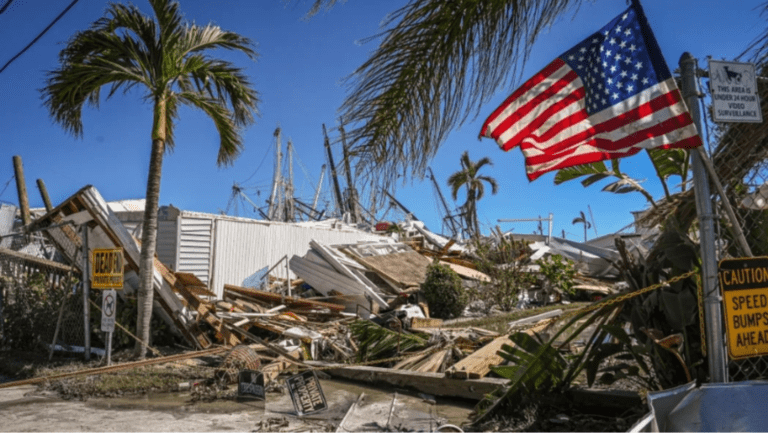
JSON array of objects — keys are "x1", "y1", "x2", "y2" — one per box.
[
  {"x1": 338, "y1": 0, "x2": 583, "y2": 190},
  {"x1": 41, "y1": 0, "x2": 259, "y2": 359},
  {"x1": 447, "y1": 151, "x2": 498, "y2": 238},
  {"x1": 572, "y1": 210, "x2": 591, "y2": 242}
]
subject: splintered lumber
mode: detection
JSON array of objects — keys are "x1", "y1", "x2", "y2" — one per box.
[
  {"x1": 441, "y1": 261, "x2": 490, "y2": 282},
  {"x1": 392, "y1": 350, "x2": 432, "y2": 370},
  {"x1": 411, "y1": 349, "x2": 449, "y2": 373},
  {"x1": 224, "y1": 284, "x2": 346, "y2": 311},
  {"x1": 446, "y1": 321, "x2": 551, "y2": 379},
  {"x1": 307, "y1": 362, "x2": 508, "y2": 401},
  {"x1": 410, "y1": 318, "x2": 443, "y2": 329},
  {"x1": 173, "y1": 273, "x2": 236, "y2": 347},
  {"x1": 26, "y1": 186, "x2": 208, "y2": 349},
  {"x1": 261, "y1": 348, "x2": 303, "y2": 384}
]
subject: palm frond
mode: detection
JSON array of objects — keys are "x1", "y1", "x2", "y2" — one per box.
[
  {"x1": 554, "y1": 161, "x2": 609, "y2": 185},
  {"x1": 180, "y1": 24, "x2": 257, "y2": 60},
  {"x1": 177, "y1": 92, "x2": 242, "y2": 165},
  {"x1": 340, "y1": 0, "x2": 582, "y2": 189}
]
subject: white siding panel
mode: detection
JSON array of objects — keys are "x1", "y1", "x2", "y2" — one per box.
[
  {"x1": 176, "y1": 216, "x2": 213, "y2": 285},
  {"x1": 210, "y1": 220, "x2": 383, "y2": 298},
  {"x1": 156, "y1": 219, "x2": 177, "y2": 270}
]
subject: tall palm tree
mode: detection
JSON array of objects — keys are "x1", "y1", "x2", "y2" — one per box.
[
  {"x1": 572, "y1": 210, "x2": 591, "y2": 242},
  {"x1": 447, "y1": 151, "x2": 498, "y2": 238},
  {"x1": 41, "y1": 0, "x2": 259, "y2": 359}
]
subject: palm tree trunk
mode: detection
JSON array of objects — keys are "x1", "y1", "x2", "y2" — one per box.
[{"x1": 135, "y1": 99, "x2": 167, "y2": 359}]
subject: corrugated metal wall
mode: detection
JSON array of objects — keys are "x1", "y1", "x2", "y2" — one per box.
[
  {"x1": 209, "y1": 219, "x2": 383, "y2": 298},
  {"x1": 176, "y1": 216, "x2": 214, "y2": 285},
  {"x1": 115, "y1": 211, "x2": 177, "y2": 270}
]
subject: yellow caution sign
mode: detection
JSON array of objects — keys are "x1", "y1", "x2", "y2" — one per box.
[
  {"x1": 91, "y1": 248, "x2": 124, "y2": 289},
  {"x1": 719, "y1": 257, "x2": 768, "y2": 359}
]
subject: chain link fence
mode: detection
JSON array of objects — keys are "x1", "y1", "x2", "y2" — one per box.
[{"x1": 701, "y1": 61, "x2": 768, "y2": 381}]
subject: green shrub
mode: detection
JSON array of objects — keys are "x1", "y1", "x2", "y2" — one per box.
[
  {"x1": 421, "y1": 260, "x2": 467, "y2": 319},
  {"x1": 472, "y1": 236, "x2": 535, "y2": 311},
  {"x1": 536, "y1": 254, "x2": 576, "y2": 295}
]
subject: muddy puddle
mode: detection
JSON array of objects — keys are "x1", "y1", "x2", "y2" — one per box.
[{"x1": 79, "y1": 378, "x2": 474, "y2": 431}]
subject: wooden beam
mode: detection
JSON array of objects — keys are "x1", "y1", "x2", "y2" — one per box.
[{"x1": 308, "y1": 363, "x2": 507, "y2": 401}]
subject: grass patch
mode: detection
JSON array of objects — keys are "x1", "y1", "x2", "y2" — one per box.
[
  {"x1": 39, "y1": 363, "x2": 214, "y2": 399},
  {"x1": 443, "y1": 302, "x2": 589, "y2": 334}
]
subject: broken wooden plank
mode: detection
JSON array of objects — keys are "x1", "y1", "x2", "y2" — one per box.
[
  {"x1": 224, "y1": 283, "x2": 346, "y2": 312},
  {"x1": 307, "y1": 363, "x2": 507, "y2": 401},
  {"x1": 446, "y1": 322, "x2": 551, "y2": 379},
  {"x1": 441, "y1": 261, "x2": 491, "y2": 282},
  {"x1": 261, "y1": 348, "x2": 302, "y2": 384},
  {"x1": 411, "y1": 349, "x2": 449, "y2": 373},
  {"x1": 410, "y1": 318, "x2": 443, "y2": 329}
]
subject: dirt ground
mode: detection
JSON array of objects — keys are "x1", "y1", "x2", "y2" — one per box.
[
  {"x1": 0, "y1": 381, "x2": 475, "y2": 432},
  {"x1": 0, "y1": 349, "x2": 475, "y2": 432}
]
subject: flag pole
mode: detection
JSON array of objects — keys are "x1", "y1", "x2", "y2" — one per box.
[{"x1": 680, "y1": 52, "x2": 728, "y2": 383}]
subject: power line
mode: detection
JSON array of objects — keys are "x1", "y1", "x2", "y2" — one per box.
[
  {"x1": 0, "y1": 0, "x2": 80, "y2": 74},
  {"x1": 0, "y1": 0, "x2": 16, "y2": 15}
]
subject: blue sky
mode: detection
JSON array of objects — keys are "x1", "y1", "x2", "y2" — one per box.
[{"x1": 1, "y1": 0, "x2": 765, "y2": 240}]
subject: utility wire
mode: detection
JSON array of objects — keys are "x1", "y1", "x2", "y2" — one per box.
[
  {"x1": 0, "y1": 0, "x2": 80, "y2": 74},
  {"x1": 0, "y1": 175, "x2": 15, "y2": 199},
  {"x1": 0, "y1": 0, "x2": 15, "y2": 15}
]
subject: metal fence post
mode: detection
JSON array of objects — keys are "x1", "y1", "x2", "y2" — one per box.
[
  {"x1": 82, "y1": 224, "x2": 91, "y2": 362},
  {"x1": 679, "y1": 52, "x2": 728, "y2": 382}
]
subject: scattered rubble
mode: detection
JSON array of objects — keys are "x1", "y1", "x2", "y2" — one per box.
[{"x1": 1, "y1": 183, "x2": 647, "y2": 431}]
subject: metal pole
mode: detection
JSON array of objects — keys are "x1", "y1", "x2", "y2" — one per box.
[
  {"x1": 680, "y1": 52, "x2": 727, "y2": 382},
  {"x1": 547, "y1": 213, "x2": 553, "y2": 245},
  {"x1": 82, "y1": 224, "x2": 91, "y2": 362},
  {"x1": 106, "y1": 332, "x2": 112, "y2": 366}
]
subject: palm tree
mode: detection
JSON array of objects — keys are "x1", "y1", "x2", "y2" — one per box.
[
  {"x1": 338, "y1": 0, "x2": 582, "y2": 191},
  {"x1": 41, "y1": 0, "x2": 260, "y2": 359},
  {"x1": 572, "y1": 210, "x2": 591, "y2": 242},
  {"x1": 447, "y1": 151, "x2": 498, "y2": 238}
]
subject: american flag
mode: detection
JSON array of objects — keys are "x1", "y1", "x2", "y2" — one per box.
[{"x1": 480, "y1": 4, "x2": 701, "y2": 181}]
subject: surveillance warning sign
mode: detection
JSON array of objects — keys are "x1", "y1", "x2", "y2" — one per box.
[{"x1": 709, "y1": 60, "x2": 762, "y2": 123}]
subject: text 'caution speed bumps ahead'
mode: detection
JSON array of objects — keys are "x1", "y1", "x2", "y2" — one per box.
[{"x1": 719, "y1": 257, "x2": 768, "y2": 359}]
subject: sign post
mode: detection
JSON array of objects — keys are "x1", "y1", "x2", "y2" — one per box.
[
  {"x1": 709, "y1": 60, "x2": 762, "y2": 124},
  {"x1": 719, "y1": 257, "x2": 768, "y2": 359},
  {"x1": 92, "y1": 248, "x2": 124, "y2": 365}
]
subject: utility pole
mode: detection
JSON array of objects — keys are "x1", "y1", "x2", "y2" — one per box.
[
  {"x1": 36, "y1": 178, "x2": 53, "y2": 212},
  {"x1": 286, "y1": 139, "x2": 295, "y2": 222},
  {"x1": 311, "y1": 164, "x2": 326, "y2": 220},
  {"x1": 267, "y1": 127, "x2": 282, "y2": 220},
  {"x1": 12, "y1": 155, "x2": 30, "y2": 226},
  {"x1": 339, "y1": 123, "x2": 360, "y2": 223},
  {"x1": 680, "y1": 52, "x2": 727, "y2": 382},
  {"x1": 323, "y1": 124, "x2": 345, "y2": 218},
  {"x1": 427, "y1": 167, "x2": 459, "y2": 237},
  {"x1": 383, "y1": 190, "x2": 418, "y2": 221}
]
